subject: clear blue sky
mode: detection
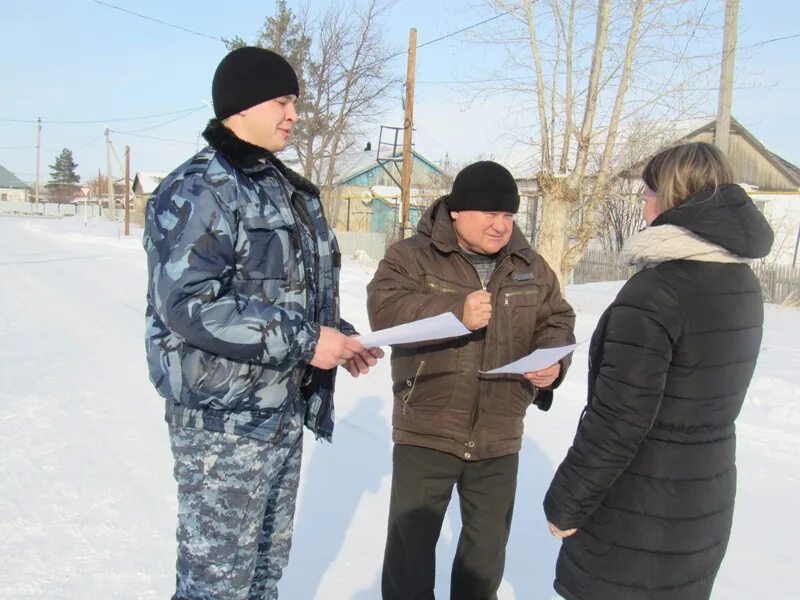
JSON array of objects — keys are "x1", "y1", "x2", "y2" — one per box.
[{"x1": 1, "y1": 0, "x2": 797, "y2": 184}]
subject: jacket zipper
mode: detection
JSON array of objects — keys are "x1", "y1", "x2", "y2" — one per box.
[
  {"x1": 426, "y1": 280, "x2": 460, "y2": 294},
  {"x1": 503, "y1": 288, "x2": 537, "y2": 306},
  {"x1": 466, "y1": 255, "x2": 511, "y2": 430},
  {"x1": 402, "y1": 360, "x2": 426, "y2": 415},
  {"x1": 273, "y1": 175, "x2": 312, "y2": 438}
]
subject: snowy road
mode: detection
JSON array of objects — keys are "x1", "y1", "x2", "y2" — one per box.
[{"x1": 0, "y1": 215, "x2": 797, "y2": 599}]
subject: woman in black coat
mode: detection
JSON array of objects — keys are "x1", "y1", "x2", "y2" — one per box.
[{"x1": 544, "y1": 142, "x2": 774, "y2": 600}]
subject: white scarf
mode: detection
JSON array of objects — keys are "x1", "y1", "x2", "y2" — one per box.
[{"x1": 620, "y1": 224, "x2": 750, "y2": 269}]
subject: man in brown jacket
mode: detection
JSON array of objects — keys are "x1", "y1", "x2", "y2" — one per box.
[{"x1": 367, "y1": 160, "x2": 576, "y2": 600}]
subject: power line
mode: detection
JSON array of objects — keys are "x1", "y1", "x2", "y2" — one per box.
[
  {"x1": 415, "y1": 29, "x2": 800, "y2": 86},
  {"x1": 108, "y1": 130, "x2": 197, "y2": 146},
  {"x1": 74, "y1": 133, "x2": 107, "y2": 150},
  {"x1": 92, "y1": 1, "x2": 511, "y2": 57},
  {"x1": 417, "y1": 11, "x2": 511, "y2": 51},
  {"x1": 52, "y1": 105, "x2": 206, "y2": 125},
  {"x1": 92, "y1": 0, "x2": 226, "y2": 43},
  {"x1": 0, "y1": 105, "x2": 207, "y2": 125},
  {"x1": 661, "y1": 0, "x2": 712, "y2": 96},
  {"x1": 417, "y1": 77, "x2": 521, "y2": 85},
  {"x1": 384, "y1": 10, "x2": 513, "y2": 61},
  {"x1": 113, "y1": 106, "x2": 207, "y2": 134},
  {"x1": 745, "y1": 32, "x2": 800, "y2": 48},
  {"x1": 672, "y1": 31, "x2": 800, "y2": 62}
]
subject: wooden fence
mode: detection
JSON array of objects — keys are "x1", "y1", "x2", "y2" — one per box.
[
  {"x1": 755, "y1": 262, "x2": 800, "y2": 304},
  {"x1": 571, "y1": 250, "x2": 636, "y2": 285},
  {"x1": 571, "y1": 249, "x2": 800, "y2": 305}
]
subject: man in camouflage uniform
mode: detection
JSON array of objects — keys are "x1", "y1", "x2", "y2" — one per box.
[{"x1": 143, "y1": 47, "x2": 382, "y2": 600}]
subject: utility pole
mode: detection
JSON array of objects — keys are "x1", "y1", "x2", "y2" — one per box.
[
  {"x1": 124, "y1": 145, "x2": 131, "y2": 236},
  {"x1": 105, "y1": 127, "x2": 116, "y2": 220},
  {"x1": 400, "y1": 27, "x2": 417, "y2": 240},
  {"x1": 715, "y1": 0, "x2": 739, "y2": 155},
  {"x1": 34, "y1": 117, "x2": 42, "y2": 207},
  {"x1": 97, "y1": 168, "x2": 102, "y2": 216}
]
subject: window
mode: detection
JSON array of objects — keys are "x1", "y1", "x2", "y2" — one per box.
[{"x1": 1, "y1": 193, "x2": 7, "y2": 201}]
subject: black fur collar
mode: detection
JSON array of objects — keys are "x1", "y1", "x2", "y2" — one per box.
[{"x1": 202, "y1": 119, "x2": 319, "y2": 196}]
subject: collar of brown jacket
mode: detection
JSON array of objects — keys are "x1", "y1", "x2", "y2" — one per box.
[{"x1": 418, "y1": 196, "x2": 534, "y2": 264}]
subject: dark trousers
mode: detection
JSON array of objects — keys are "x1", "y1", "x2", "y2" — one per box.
[{"x1": 382, "y1": 444, "x2": 518, "y2": 600}]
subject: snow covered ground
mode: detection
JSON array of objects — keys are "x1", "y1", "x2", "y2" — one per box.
[{"x1": 0, "y1": 215, "x2": 797, "y2": 599}]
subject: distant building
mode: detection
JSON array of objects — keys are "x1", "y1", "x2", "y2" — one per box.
[
  {"x1": 131, "y1": 172, "x2": 166, "y2": 222},
  {"x1": 328, "y1": 142, "x2": 450, "y2": 234},
  {"x1": 622, "y1": 117, "x2": 800, "y2": 266},
  {"x1": 131, "y1": 172, "x2": 166, "y2": 198},
  {"x1": 0, "y1": 164, "x2": 30, "y2": 202}
]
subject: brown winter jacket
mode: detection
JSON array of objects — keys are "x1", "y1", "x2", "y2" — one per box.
[{"x1": 366, "y1": 198, "x2": 576, "y2": 461}]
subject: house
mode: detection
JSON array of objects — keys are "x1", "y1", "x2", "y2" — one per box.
[
  {"x1": 131, "y1": 171, "x2": 166, "y2": 221},
  {"x1": 0, "y1": 164, "x2": 30, "y2": 202},
  {"x1": 327, "y1": 142, "x2": 450, "y2": 234},
  {"x1": 354, "y1": 185, "x2": 431, "y2": 236},
  {"x1": 131, "y1": 172, "x2": 166, "y2": 197},
  {"x1": 622, "y1": 117, "x2": 800, "y2": 266}
]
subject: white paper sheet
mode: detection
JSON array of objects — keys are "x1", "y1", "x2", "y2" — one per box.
[
  {"x1": 356, "y1": 312, "x2": 471, "y2": 349},
  {"x1": 480, "y1": 343, "x2": 577, "y2": 375}
]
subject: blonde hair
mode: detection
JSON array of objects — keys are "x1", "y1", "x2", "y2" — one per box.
[{"x1": 642, "y1": 142, "x2": 735, "y2": 212}]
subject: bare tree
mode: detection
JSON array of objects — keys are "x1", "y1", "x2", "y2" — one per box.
[
  {"x1": 474, "y1": 0, "x2": 721, "y2": 287},
  {"x1": 756, "y1": 210, "x2": 798, "y2": 268},
  {"x1": 600, "y1": 180, "x2": 645, "y2": 253},
  {"x1": 314, "y1": 0, "x2": 398, "y2": 219},
  {"x1": 228, "y1": 0, "x2": 397, "y2": 216}
]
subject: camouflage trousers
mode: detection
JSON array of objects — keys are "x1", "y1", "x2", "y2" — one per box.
[{"x1": 169, "y1": 413, "x2": 303, "y2": 600}]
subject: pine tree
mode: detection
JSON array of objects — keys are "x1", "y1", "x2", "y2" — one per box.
[
  {"x1": 225, "y1": 0, "x2": 315, "y2": 168},
  {"x1": 46, "y1": 148, "x2": 81, "y2": 202},
  {"x1": 226, "y1": 0, "x2": 311, "y2": 88}
]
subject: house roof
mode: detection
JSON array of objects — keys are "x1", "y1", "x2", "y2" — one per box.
[
  {"x1": 619, "y1": 116, "x2": 800, "y2": 189},
  {"x1": 771, "y1": 153, "x2": 800, "y2": 181},
  {"x1": 683, "y1": 117, "x2": 800, "y2": 187},
  {"x1": 0, "y1": 164, "x2": 28, "y2": 189},
  {"x1": 365, "y1": 185, "x2": 445, "y2": 207},
  {"x1": 332, "y1": 146, "x2": 446, "y2": 185},
  {"x1": 132, "y1": 172, "x2": 166, "y2": 194}
]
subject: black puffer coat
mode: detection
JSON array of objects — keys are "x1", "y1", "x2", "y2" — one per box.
[{"x1": 544, "y1": 184, "x2": 774, "y2": 600}]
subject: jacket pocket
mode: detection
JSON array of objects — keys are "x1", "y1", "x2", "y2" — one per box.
[
  {"x1": 502, "y1": 282, "x2": 540, "y2": 356},
  {"x1": 508, "y1": 378, "x2": 537, "y2": 416},
  {"x1": 239, "y1": 215, "x2": 293, "y2": 280},
  {"x1": 422, "y1": 273, "x2": 472, "y2": 294},
  {"x1": 181, "y1": 346, "x2": 263, "y2": 411},
  {"x1": 397, "y1": 360, "x2": 426, "y2": 415},
  {"x1": 503, "y1": 286, "x2": 539, "y2": 307}
]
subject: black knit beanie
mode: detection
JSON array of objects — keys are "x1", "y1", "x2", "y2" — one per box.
[
  {"x1": 447, "y1": 161, "x2": 520, "y2": 213},
  {"x1": 212, "y1": 47, "x2": 300, "y2": 120}
]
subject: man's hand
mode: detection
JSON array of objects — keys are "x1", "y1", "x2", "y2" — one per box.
[
  {"x1": 548, "y1": 522, "x2": 577, "y2": 539},
  {"x1": 343, "y1": 346, "x2": 385, "y2": 378},
  {"x1": 310, "y1": 326, "x2": 363, "y2": 370},
  {"x1": 524, "y1": 362, "x2": 561, "y2": 388},
  {"x1": 462, "y1": 290, "x2": 492, "y2": 330}
]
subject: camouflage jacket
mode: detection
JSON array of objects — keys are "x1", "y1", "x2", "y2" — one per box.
[{"x1": 143, "y1": 119, "x2": 353, "y2": 442}]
